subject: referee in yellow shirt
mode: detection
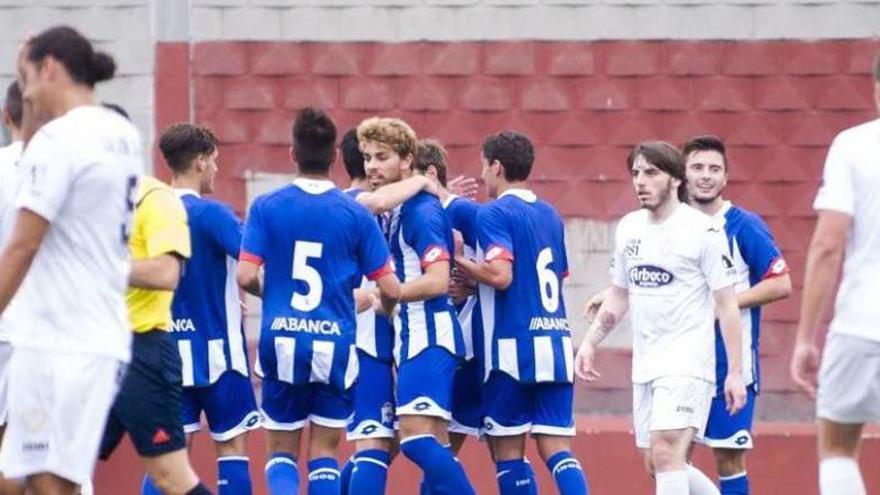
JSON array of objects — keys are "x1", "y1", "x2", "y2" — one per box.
[{"x1": 99, "y1": 175, "x2": 213, "y2": 495}]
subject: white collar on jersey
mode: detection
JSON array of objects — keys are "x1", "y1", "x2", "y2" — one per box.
[
  {"x1": 499, "y1": 188, "x2": 537, "y2": 203},
  {"x1": 442, "y1": 193, "x2": 459, "y2": 209},
  {"x1": 293, "y1": 177, "x2": 336, "y2": 195},
  {"x1": 174, "y1": 188, "x2": 200, "y2": 198}
]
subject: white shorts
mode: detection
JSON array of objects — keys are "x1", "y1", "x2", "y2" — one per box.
[
  {"x1": 0, "y1": 348, "x2": 122, "y2": 485},
  {"x1": 817, "y1": 333, "x2": 880, "y2": 424},
  {"x1": 0, "y1": 342, "x2": 12, "y2": 426},
  {"x1": 633, "y1": 376, "x2": 713, "y2": 449}
]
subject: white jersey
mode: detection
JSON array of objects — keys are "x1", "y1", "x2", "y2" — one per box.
[
  {"x1": 2, "y1": 106, "x2": 142, "y2": 361},
  {"x1": 814, "y1": 118, "x2": 880, "y2": 343},
  {"x1": 0, "y1": 140, "x2": 23, "y2": 342},
  {"x1": 611, "y1": 204, "x2": 736, "y2": 384}
]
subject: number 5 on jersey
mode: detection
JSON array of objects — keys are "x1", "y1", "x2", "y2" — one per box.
[{"x1": 291, "y1": 241, "x2": 323, "y2": 311}]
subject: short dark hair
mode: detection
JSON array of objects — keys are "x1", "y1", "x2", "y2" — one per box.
[
  {"x1": 159, "y1": 123, "x2": 218, "y2": 174},
  {"x1": 292, "y1": 107, "x2": 337, "y2": 175},
  {"x1": 25, "y1": 26, "x2": 115, "y2": 88},
  {"x1": 414, "y1": 139, "x2": 449, "y2": 187},
  {"x1": 340, "y1": 128, "x2": 365, "y2": 181},
  {"x1": 481, "y1": 131, "x2": 534, "y2": 182},
  {"x1": 627, "y1": 141, "x2": 688, "y2": 202},
  {"x1": 4, "y1": 81, "x2": 22, "y2": 128},
  {"x1": 682, "y1": 134, "x2": 728, "y2": 171}
]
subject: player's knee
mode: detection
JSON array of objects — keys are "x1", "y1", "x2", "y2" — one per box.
[
  {"x1": 534, "y1": 435, "x2": 571, "y2": 462},
  {"x1": 713, "y1": 448, "x2": 746, "y2": 476},
  {"x1": 215, "y1": 432, "x2": 248, "y2": 457},
  {"x1": 641, "y1": 450, "x2": 656, "y2": 477},
  {"x1": 650, "y1": 441, "x2": 683, "y2": 471}
]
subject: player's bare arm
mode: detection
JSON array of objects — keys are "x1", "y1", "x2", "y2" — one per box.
[
  {"x1": 236, "y1": 259, "x2": 263, "y2": 297},
  {"x1": 736, "y1": 273, "x2": 792, "y2": 310},
  {"x1": 0, "y1": 209, "x2": 49, "y2": 314},
  {"x1": 790, "y1": 210, "x2": 850, "y2": 397},
  {"x1": 357, "y1": 175, "x2": 436, "y2": 215},
  {"x1": 582, "y1": 286, "x2": 612, "y2": 322},
  {"x1": 374, "y1": 272, "x2": 401, "y2": 317},
  {"x1": 129, "y1": 253, "x2": 183, "y2": 291},
  {"x1": 713, "y1": 285, "x2": 747, "y2": 414},
  {"x1": 574, "y1": 285, "x2": 628, "y2": 382},
  {"x1": 453, "y1": 256, "x2": 512, "y2": 290},
  {"x1": 399, "y1": 260, "x2": 450, "y2": 302}
]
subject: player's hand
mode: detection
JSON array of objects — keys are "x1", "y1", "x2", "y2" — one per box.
[
  {"x1": 354, "y1": 288, "x2": 376, "y2": 313},
  {"x1": 574, "y1": 342, "x2": 601, "y2": 382},
  {"x1": 790, "y1": 341, "x2": 820, "y2": 398},
  {"x1": 448, "y1": 175, "x2": 479, "y2": 200},
  {"x1": 453, "y1": 230, "x2": 465, "y2": 260},
  {"x1": 582, "y1": 287, "x2": 611, "y2": 323},
  {"x1": 449, "y1": 269, "x2": 475, "y2": 305},
  {"x1": 724, "y1": 371, "x2": 747, "y2": 415}
]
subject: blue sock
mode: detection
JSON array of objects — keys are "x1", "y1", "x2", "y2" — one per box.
[
  {"x1": 419, "y1": 443, "x2": 452, "y2": 495},
  {"x1": 524, "y1": 459, "x2": 538, "y2": 494},
  {"x1": 308, "y1": 457, "x2": 340, "y2": 495},
  {"x1": 349, "y1": 449, "x2": 391, "y2": 495},
  {"x1": 546, "y1": 451, "x2": 589, "y2": 495},
  {"x1": 496, "y1": 459, "x2": 537, "y2": 495},
  {"x1": 265, "y1": 453, "x2": 299, "y2": 495},
  {"x1": 141, "y1": 475, "x2": 161, "y2": 495},
  {"x1": 400, "y1": 435, "x2": 475, "y2": 495},
  {"x1": 340, "y1": 456, "x2": 356, "y2": 495},
  {"x1": 218, "y1": 456, "x2": 252, "y2": 495},
  {"x1": 720, "y1": 472, "x2": 748, "y2": 495}
]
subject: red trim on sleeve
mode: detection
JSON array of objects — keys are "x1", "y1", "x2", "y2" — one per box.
[
  {"x1": 484, "y1": 244, "x2": 514, "y2": 263},
  {"x1": 761, "y1": 256, "x2": 790, "y2": 280},
  {"x1": 562, "y1": 270, "x2": 570, "y2": 279},
  {"x1": 420, "y1": 245, "x2": 451, "y2": 269},
  {"x1": 367, "y1": 258, "x2": 396, "y2": 281},
  {"x1": 239, "y1": 251, "x2": 264, "y2": 266}
]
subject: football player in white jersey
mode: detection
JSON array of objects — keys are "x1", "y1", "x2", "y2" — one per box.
[
  {"x1": 0, "y1": 26, "x2": 142, "y2": 495},
  {"x1": 790, "y1": 51, "x2": 880, "y2": 495},
  {"x1": 0, "y1": 80, "x2": 24, "y2": 495},
  {"x1": 575, "y1": 142, "x2": 746, "y2": 495}
]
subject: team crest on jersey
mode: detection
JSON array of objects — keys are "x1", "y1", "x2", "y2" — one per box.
[
  {"x1": 629, "y1": 265, "x2": 674, "y2": 288},
  {"x1": 624, "y1": 239, "x2": 641, "y2": 258}
]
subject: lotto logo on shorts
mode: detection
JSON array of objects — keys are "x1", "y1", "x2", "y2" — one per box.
[
  {"x1": 735, "y1": 435, "x2": 749, "y2": 446},
  {"x1": 360, "y1": 425, "x2": 378, "y2": 435},
  {"x1": 414, "y1": 401, "x2": 432, "y2": 412},
  {"x1": 629, "y1": 265, "x2": 674, "y2": 288}
]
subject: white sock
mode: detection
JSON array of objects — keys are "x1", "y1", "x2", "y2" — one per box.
[
  {"x1": 656, "y1": 470, "x2": 689, "y2": 495},
  {"x1": 819, "y1": 457, "x2": 866, "y2": 495},
  {"x1": 79, "y1": 480, "x2": 94, "y2": 495},
  {"x1": 687, "y1": 464, "x2": 720, "y2": 495}
]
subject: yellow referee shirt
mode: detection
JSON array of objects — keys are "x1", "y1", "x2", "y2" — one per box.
[{"x1": 127, "y1": 175, "x2": 191, "y2": 333}]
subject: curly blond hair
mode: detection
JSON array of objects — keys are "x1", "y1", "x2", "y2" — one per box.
[{"x1": 357, "y1": 117, "x2": 417, "y2": 159}]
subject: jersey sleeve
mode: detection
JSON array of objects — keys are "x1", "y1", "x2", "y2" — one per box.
[
  {"x1": 700, "y1": 222, "x2": 737, "y2": 291},
  {"x1": 736, "y1": 213, "x2": 789, "y2": 282},
  {"x1": 15, "y1": 131, "x2": 74, "y2": 223},
  {"x1": 404, "y1": 199, "x2": 452, "y2": 269},
  {"x1": 813, "y1": 134, "x2": 855, "y2": 215},
  {"x1": 358, "y1": 210, "x2": 394, "y2": 281},
  {"x1": 609, "y1": 221, "x2": 628, "y2": 289},
  {"x1": 208, "y1": 202, "x2": 244, "y2": 260},
  {"x1": 450, "y1": 199, "x2": 480, "y2": 250},
  {"x1": 240, "y1": 199, "x2": 266, "y2": 265},
  {"x1": 137, "y1": 188, "x2": 191, "y2": 259},
  {"x1": 477, "y1": 203, "x2": 514, "y2": 263},
  {"x1": 559, "y1": 222, "x2": 570, "y2": 279}
]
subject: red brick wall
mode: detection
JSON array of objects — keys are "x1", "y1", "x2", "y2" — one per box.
[{"x1": 156, "y1": 39, "x2": 878, "y2": 402}]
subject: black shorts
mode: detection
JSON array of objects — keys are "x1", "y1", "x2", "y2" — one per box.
[{"x1": 99, "y1": 330, "x2": 187, "y2": 459}]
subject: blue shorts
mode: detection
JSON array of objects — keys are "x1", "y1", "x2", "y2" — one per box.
[
  {"x1": 397, "y1": 347, "x2": 458, "y2": 420},
  {"x1": 182, "y1": 370, "x2": 261, "y2": 442},
  {"x1": 703, "y1": 385, "x2": 757, "y2": 449},
  {"x1": 482, "y1": 371, "x2": 575, "y2": 437},
  {"x1": 450, "y1": 358, "x2": 483, "y2": 436},
  {"x1": 347, "y1": 351, "x2": 396, "y2": 441},
  {"x1": 261, "y1": 377, "x2": 352, "y2": 431}
]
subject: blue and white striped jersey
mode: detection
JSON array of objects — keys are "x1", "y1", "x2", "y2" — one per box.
[
  {"x1": 713, "y1": 202, "x2": 788, "y2": 395},
  {"x1": 344, "y1": 187, "x2": 396, "y2": 362},
  {"x1": 478, "y1": 189, "x2": 573, "y2": 384},
  {"x1": 242, "y1": 179, "x2": 394, "y2": 391},
  {"x1": 390, "y1": 191, "x2": 466, "y2": 364},
  {"x1": 171, "y1": 190, "x2": 249, "y2": 387},
  {"x1": 443, "y1": 194, "x2": 482, "y2": 362}
]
